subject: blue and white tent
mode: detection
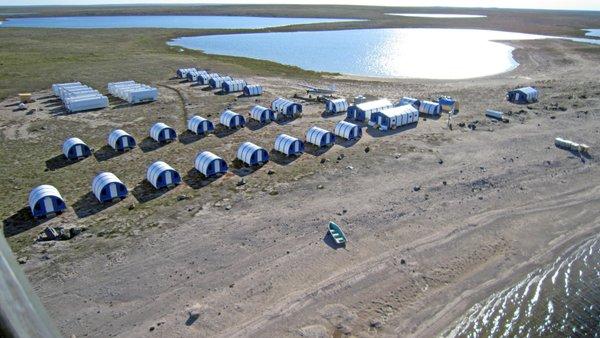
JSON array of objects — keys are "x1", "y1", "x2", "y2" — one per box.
[
  {"x1": 150, "y1": 122, "x2": 177, "y2": 142},
  {"x1": 186, "y1": 69, "x2": 208, "y2": 82},
  {"x1": 209, "y1": 76, "x2": 233, "y2": 89},
  {"x1": 306, "y1": 126, "x2": 335, "y2": 147},
  {"x1": 187, "y1": 115, "x2": 214, "y2": 135},
  {"x1": 418, "y1": 100, "x2": 441, "y2": 116},
  {"x1": 271, "y1": 97, "x2": 302, "y2": 118},
  {"x1": 28, "y1": 185, "x2": 66, "y2": 218},
  {"x1": 220, "y1": 110, "x2": 245, "y2": 129},
  {"x1": 92, "y1": 172, "x2": 128, "y2": 203},
  {"x1": 177, "y1": 68, "x2": 196, "y2": 79},
  {"x1": 146, "y1": 161, "x2": 181, "y2": 189},
  {"x1": 334, "y1": 121, "x2": 362, "y2": 140},
  {"x1": 197, "y1": 73, "x2": 219, "y2": 85},
  {"x1": 249, "y1": 105, "x2": 275, "y2": 123},
  {"x1": 370, "y1": 105, "x2": 419, "y2": 130},
  {"x1": 108, "y1": 129, "x2": 136, "y2": 151},
  {"x1": 398, "y1": 97, "x2": 420, "y2": 108},
  {"x1": 222, "y1": 79, "x2": 247, "y2": 94},
  {"x1": 507, "y1": 87, "x2": 538, "y2": 104},
  {"x1": 347, "y1": 99, "x2": 393, "y2": 121},
  {"x1": 438, "y1": 97, "x2": 456, "y2": 112},
  {"x1": 325, "y1": 98, "x2": 349, "y2": 114},
  {"x1": 274, "y1": 133, "x2": 304, "y2": 156},
  {"x1": 194, "y1": 151, "x2": 228, "y2": 177},
  {"x1": 237, "y1": 142, "x2": 269, "y2": 166},
  {"x1": 63, "y1": 137, "x2": 92, "y2": 160},
  {"x1": 243, "y1": 85, "x2": 263, "y2": 96}
]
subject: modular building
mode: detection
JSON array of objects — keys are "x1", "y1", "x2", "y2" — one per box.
[
  {"x1": 92, "y1": 172, "x2": 128, "y2": 203},
  {"x1": 243, "y1": 84, "x2": 263, "y2": 96},
  {"x1": 220, "y1": 110, "x2": 245, "y2": 129},
  {"x1": 198, "y1": 73, "x2": 219, "y2": 85},
  {"x1": 222, "y1": 79, "x2": 247, "y2": 94},
  {"x1": 370, "y1": 105, "x2": 419, "y2": 130},
  {"x1": 334, "y1": 121, "x2": 362, "y2": 140},
  {"x1": 346, "y1": 99, "x2": 393, "y2": 121},
  {"x1": 209, "y1": 76, "x2": 233, "y2": 89},
  {"x1": 146, "y1": 161, "x2": 181, "y2": 189},
  {"x1": 271, "y1": 97, "x2": 302, "y2": 118},
  {"x1": 108, "y1": 129, "x2": 136, "y2": 151},
  {"x1": 507, "y1": 87, "x2": 538, "y2": 104},
  {"x1": 176, "y1": 68, "x2": 197, "y2": 79},
  {"x1": 150, "y1": 122, "x2": 177, "y2": 142},
  {"x1": 107, "y1": 81, "x2": 158, "y2": 104},
  {"x1": 186, "y1": 70, "x2": 208, "y2": 82},
  {"x1": 418, "y1": 100, "x2": 441, "y2": 116},
  {"x1": 249, "y1": 105, "x2": 275, "y2": 124},
  {"x1": 194, "y1": 151, "x2": 228, "y2": 177},
  {"x1": 237, "y1": 142, "x2": 269, "y2": 166},
  {"x1": 274, "y1": 133, "x2": 304, "y2": 156},
  {"x1": 187, "y1": 115, "x2": 214, "y2": 135},
  {"x1": 28, "y1": 185, "x2": 66, "y2": 218},
  {"x1": 325, "y1": 98, "x2": 349, "y2": 114},
  {"x1": 63, "y1": 137, "x2": 92, "y2": 160},
  {"x1": 398, "y1": 97, "x2": 420, "y2": 108},
  {"x1": 306, "y1": 126, "x2": 335, "y2": 147}
]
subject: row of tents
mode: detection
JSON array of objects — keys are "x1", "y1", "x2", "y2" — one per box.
[{"x1": 177, "y1": 67, "x2": 263, "y2": 96}]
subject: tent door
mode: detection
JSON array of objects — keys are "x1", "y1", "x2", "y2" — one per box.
[
  {"x1": 214, "y1": 160, "x2": 220, "y2": 173},
  {"x1": 109, "y1": 183, "x2": 117, "y2": 198},
  {"x1": 75, "y1": 145, "x2": 83, "y2": 157},
  {"x1": 256, "y1": 150, "x2": 263, "y2": 163},
  {"x1": 294, "y1": 141, "x2": 299, "y2": 153},
  {"x1": 165, "y1": 171, "x2": 172, "y2": 185},
  {"x1": 43, "y1": 197, "x2": 54, "y2": 213},
  {"x1": 122, "y1": 137, "x2": 129, "y2": 148},
  {"x1": 378, "y1": 115, "x2": 383, "y2": 127},
  {"x1": 164, "y1": 129, "x2": 170, "y2": 139}
]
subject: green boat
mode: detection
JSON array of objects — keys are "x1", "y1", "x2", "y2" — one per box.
[{"x1": 328, "y1": 222, "x2": 347, "y2": 245}]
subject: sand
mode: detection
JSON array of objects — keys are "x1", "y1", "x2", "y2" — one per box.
[{"x1": 2, "y1": 37, "x2": 600, "y2": 337}]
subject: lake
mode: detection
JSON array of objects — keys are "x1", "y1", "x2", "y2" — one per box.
[
  {"x1": 0, "y1": 15, "x2": 354, "y2": 29},
  {"x1": 584, "y1": 29, "x2": 600, "y2": 37},
  {"x1": 169, "y1": 29, "x2": 548, "y2": 79}
]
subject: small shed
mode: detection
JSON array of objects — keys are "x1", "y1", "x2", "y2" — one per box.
[
  {"x1": 150, "y1": 122, "x2": 177, "y2": 143},
  {"x1": 418, "y1": 100, "x2": 441, "y2": 116},
  {"x1": 108, "y1": 129, "x2": 136, "y2": 151},
  {"x1": 209, "y1": 76, "x2": 233, "y2": 89},
  {"x1": 249, "y1": 105, "x2": 275, "y2": 124},
  {"x1": 187, "y1": 115, "x2": 214, "y2": 135},
  {"x1": 222, "y1": 79, "x2": 247, "y2": 94},
  {"x1": 146, "y1": 161, "x2": 181, "y2": 189},
  {"x1": 237, "y1": 142, "x2": 269, "y2": 166},
  {"x1": 347, "y1": 99, "x2": 393, "y2": 121},
  {"x1": 92, "y1": 172, "x2": 128, "y2": 203},
  {"x1": 507, "y1": 87, "x2": 538, "y2": 103},
  {"x1": 370, "y1": 105, "x2": 419, "y2": 130},
  {"x1": 334, "y1": 121, "x2": 362, "y2": 140},
  {"x1": 220, "y1": 110, "x2": 245, "y2": 129},
  {"x1": 195, "y1": 151, "x2": 228, "y2": 177},
  {"x1": 63, "y1": 137, "x2": 91, "y2": 160},
  {"x1": 398, "y1": 97, "x2": 420, "y2": 108},
  {"x1": 274, "y1": 133, "x2": 304, "y2": 156},
  {"x1": 271, "y1": 97, "x2": 302, "y2": 118},
  {"x1": 325, "y1": 98, "x2": 349, "y2": 114},
  {"x1": 243, "y1": 85, "x2": 263, "y2": 96},
  {"x1": 28, "y1": 185, "x2": 66, "y2": 218},
  {"x1": 306, "y1": 126, "x2": 335, "y2": 147}
]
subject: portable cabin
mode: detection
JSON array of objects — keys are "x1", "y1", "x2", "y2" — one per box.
[
  {"x1": 108, "y1": 129, "x2": 136, "y2": 151},
  {"x1": 370, "y1": 105, "x2": 419, "y2": 130},
  {"x1": 346, "y1": 99, "x2": 393, "y2": 121},
  {"x1": 306, "y1": 126, "x2": 335, "y2": 147},
  {"x1": 249, "y1": 105, "x2": 275, "y2": 124},
  {"x1": 271, "y1": 97, "x2": 302, "y2": 118},
  {"x1": 63, "y1": 137, "x2": 92, "y2": 160},
  {"x1": 243, "y1": 84, "x2": 263, "y2": 96},
  {"x1": 28, "y1": 185, "x2": 66, "y2": 218},
  {"x1": 334, "y1": 121, "x2": 362, "y2": 140},
  {"x1": 507, "y1": 87, "x2": 538, "y2": 104},
  {"x1": 146, "y1": 161, "x2": 181, "y2": 189},
  {"x1": 418, "y1": 100, "x2": 441, "y2": 116},
  {"x1": 194, "y1": 151, "x2": 228, "y2": 177},
  {"x1": 209, "y1": 76, "x2": 233, "y2": 89},
  {"x1": 64, "y1": 95, "x2": 109, "y2": 113},
  {"x1": 237, "y1": 142, "x2": 269, "y2": 166},
  {"x1": 150, "y1": 122, "x2": 177, "y2": 143},
  {"x1": 198, "y1": 73, "x2": 219, "y2": 85},
  {"x1": 176, "y1": 68, "x2": 196, "y2": 79},
  {"x1": 220, "y1": 110, "x2": 245, "y2": 129},
  {"x1": 52, "y1": 82, "x2": 81, "y2": 96},
  {"x1": 398, "y1": 97, "x2": 420, "y2": 109},
  {"x1": 274, "y1": 134, "x2": 304, "y2": 156},
  {"x1": 325, "y1": 98, "x2": 349, "y2": 114},
  {"x1": 222, "y1": 79, "x2": 247, "y2": 94},
  {"x1": 92, "y1": 172, "x2": 128, "y2": 203},
  {"x1": 187, "y1": 115, "x2": 214, "y2": 135}
]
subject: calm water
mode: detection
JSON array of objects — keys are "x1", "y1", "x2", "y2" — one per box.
[
  {"x1": 170, "y1": 29, "x2": 547, "y2": 79},
  {"x1": 386, "y1": 13, "x2": 486, "y2": 18},
  {"x1": 585, "y1": 29, "x2": 600, "y2": 37},
  {"x1": 0, "y1": 15, "x2": 354, "y2": 29},
  {"x1": 443, "y1": 234, "x2": 600, "y2": 337}
]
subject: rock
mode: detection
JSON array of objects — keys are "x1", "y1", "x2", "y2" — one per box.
[
  {"x1": 413, "y1": 185, "x2": 421, "y2": 192},
  {"x1": 400, "y1": 259, "x2": 406, "y2": 265},
  {"x1": 229, "y1": 283, "x2": 235, "y2": 288},
  {"x1": 457, "y1": 122, "x2": 466, "y2": 127},
  {"x1": 342, "y1": 209, "x2": 347, "y2": 214},
  {"x1": 149, "y1": 326, "x2": 155, "y2": 332},
  {"x1": 317, "y1": 185, "x2": 324, "y2": 190},
  {"x1": 369, "y1": 319, "x2": 383, "y2": 329},
  {"x1": 364, "y1": 146, "x2": 370, "y2": 153},
  {"x1": 337, "y1": 154, "x2": 345, "y2": 161},
  {"x1": 442, "y1": 181, "x2": 447, "y2": 185},
  {"x1": 394, "y1": 154, "x2": 401, "y2": 159},
  {"x1": 237, "y1": 178, "x2": 246, "y2": 186},
  {"x1": 346, "y1": 166, "x2": 354, "y2": 170},
  {"x1": 269, "y1": 190, "x2": 279, "y2": 196},
  {"x1": 225, "y1": 205, "x2": 232, "y2": 210},
  {"x1": 467, "y1": 123, "x2": 477, "y2": 130},
  {"x1": 267, "y1": 169, "x2": 275, "y2": 175},
  {"x1": 177, "y1": 194, "x2": 190, "y2": 201},
  {"x1": 438, "y1": 159, "x2": 444, "y2": 164},
  {"x1": 550, "y1": 116, "x2": 556, "y2": 119},
  {"x1": 58, "y1": 229, "x2": 71, "y2": 241},
  {"x1": 128, "y1": 203, "x2": 136, "y2": 210},
  {"x1": 320, "y1": 158, "x2": 329, "y2": 164},
  {"x1": 17, "y1": 256, "x2": 28, "y2": 264}
]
